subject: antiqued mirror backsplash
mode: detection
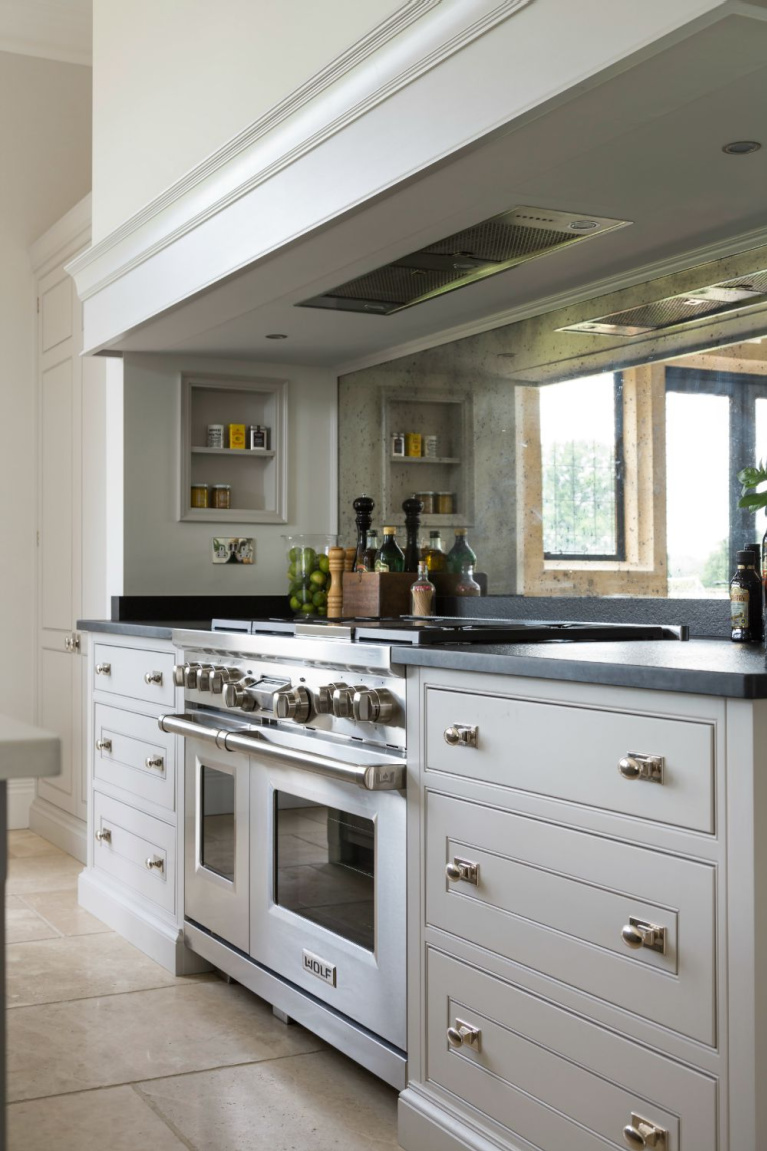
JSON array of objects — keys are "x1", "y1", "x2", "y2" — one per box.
[{"x1": 339, "y1": 242, "x2": 767, "y2": 598}]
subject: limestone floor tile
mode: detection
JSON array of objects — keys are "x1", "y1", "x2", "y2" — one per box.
[
  {"x1": 7, "y1": 852, "x2": 83, "y2": 896},
  {"x1": 8, "y1": 1084, "x2": 189, "y2": 1151},
  {"x1": 21, "y1": 889, "x2": 110, "y2": 936},
  {"x1": 136, "y1": 1048, "x2": 401, "y2": 1151},
  {"x1": 8, "y1": 980, "x2": 324, "y2": 1101},
  {"x1": 6, "y1": 931, "x2": 192, "y2": 1007},
  {"x1": 7, "y1": 830, "x2": 68, "y2": 860},
  {"x1": 6, "y1": 903, "x2": 59, "y2": 944}
]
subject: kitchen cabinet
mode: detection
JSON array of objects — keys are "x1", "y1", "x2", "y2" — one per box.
[
  {"x1": 28, "y1": 198, "x2": 110, "y2": 859},
  {"x1": 400, "y1": 667, "x2": 762, "y2": 1151}
]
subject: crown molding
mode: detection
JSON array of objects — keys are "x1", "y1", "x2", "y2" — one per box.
[
  {"x1": 67, "y1": 0, "x2": 532, "y2": 300},
  {"x1": 29, "y1": 192, "x2": 91, "y2": 276}
]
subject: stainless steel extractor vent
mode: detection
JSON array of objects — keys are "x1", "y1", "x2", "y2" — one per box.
[
  {"x1": 561, "y1": 271, "x2": 767, "y2": 337},
  {"x1": 297, "y1": 206, "x2": 630, "y2": 316}
]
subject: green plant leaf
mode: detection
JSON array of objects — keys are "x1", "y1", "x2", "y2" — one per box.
[
  {"x1": 738, "y1": 491, "x2": 767, "y2": 510},
  {"x1": 737, "y1": 466, "x2": 766, "y2": 489}
]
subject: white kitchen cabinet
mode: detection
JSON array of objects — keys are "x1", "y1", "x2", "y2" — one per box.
[
  {"x1": 400, "y1": 667, "x2": 761, "y2": 1151},
  {"x1": 27, "y1": 197, "x2": 110, "y2": 857},
  {"x1": 78, "y1": 629, "x2": 207, "y2": 975}
]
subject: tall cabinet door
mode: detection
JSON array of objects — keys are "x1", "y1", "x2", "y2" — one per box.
[{"x1": 36, "y1": 261, "x2": 86, "y2": 828}]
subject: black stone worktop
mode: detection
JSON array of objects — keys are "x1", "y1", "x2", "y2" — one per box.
[
  {"x1": 392, "y1": 638, "x2": 767, "y2": 698},
  {"x1": 77, "y1": 620, "x2": 201, "y2": 640}
]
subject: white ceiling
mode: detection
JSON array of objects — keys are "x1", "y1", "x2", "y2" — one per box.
[
  {"x1": 112, "y1": 11, "x2": 767, "y2": 371},
  {"x1": 0, "y1": 0, "x2": 91, "y2": 66}
]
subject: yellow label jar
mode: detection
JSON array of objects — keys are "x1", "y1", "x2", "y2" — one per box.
[
  {"x1": 191, "y1": 484, "x2": 209, "y2": 508},
  {"x1": 405, "y1": 433, "x2": 422, "y2": 457}
]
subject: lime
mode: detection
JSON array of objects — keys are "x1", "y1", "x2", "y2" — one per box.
[
  {"x1": 316, "y1": 605, "x2": 327, "y2": 616},
  {"x1": 301, "y1": 547, "x2": 317, "y2": 569},
  {"x1": 309, "y1": 570, "x2": 327, "y2": 588},
  {"x1": 318, "y1": 554, "x2": 330, "y2": 573},
  {"x1": 299, "y1": 603, "x2": 314, "y2": 615},
  {"x1": 289, "y1": 546, "x2": 303, "y2": 562},
  {"x1": 300, "y1": 587, "x2": 314, "y2": 604},
  {"x1": 312, "y1": 590, "x2": 327, "y2": 607},
  {"x1": 289, "y1": 595, "x2": 301, "y2": 612}
]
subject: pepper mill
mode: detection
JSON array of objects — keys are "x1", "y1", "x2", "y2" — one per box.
[
  {"x1": 402, "y1": 495, "x2": 424, "y2": 573},
  {"x1": 327, "y1": 547, "x2": 345, "y2": 619},
  {"x1": 344, "y1": 547, "x2": 357, "y2": 572},
  {"x1": 353, "y1": 495, "x2": 375, "y2": 571}
]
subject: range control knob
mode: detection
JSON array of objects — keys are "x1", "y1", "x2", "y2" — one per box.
[
  {"x1": 274, "y1": 686, "x2": 312, "y2": 723},
  {"x1": 173, "y1": 664, "x2": 187, "y2": 687},
  {"x1": 196, "y1": 665, "x2": 218, "y2": 692},
  {"x1": 223, "y1": 677, "x2": 258, "y2": 712},
  {"x1": 332, "y1": 685, "x2": 366, "y2": 719},
  {"x1": 184, "y1": 663, "x2": 203, "y2": 689},
  {"x1": 353, "y1": 688, "x2": 397, "y2": 724},
  {"x1": 315, "y1": 682, "x2": 348, "y2": 714}
]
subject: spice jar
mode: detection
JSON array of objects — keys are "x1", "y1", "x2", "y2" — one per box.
[
  {"x1": 418, "y1": 491, "x2": 436, "y2": 514},
  {"x1": 405, "y1": 432, "x2": 422, "y2": 457},
  {"x1": 211, "y1": 484, "x2": 231, "y2": 509},
  {"x1": 436, "y1": 491, "x2": 455, "y2": 514},
  {"x1": 191, "y1": 483, "x2": 209, "y2": 508},
  {"x1": 391, "y1": 432, "x2": 405, "y2": 457},
  {"x1": 207, "y1": 424, "x2": 224, "y2": 448},
  {"x1": 424, "y1": 435, "x2": 438, "y2": 458}
]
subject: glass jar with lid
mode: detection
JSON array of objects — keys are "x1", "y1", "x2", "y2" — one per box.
[
  {"x1": 211, "y1": 484, "x2": 231, "y2": 509},
  {"x1": 191, "y1": 483, "x2": 209, "y2": 508}
]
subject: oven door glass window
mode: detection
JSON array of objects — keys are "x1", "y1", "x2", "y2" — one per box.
[
  {"x1": 200, "y1": 764, "x2": 235, "y2": 882},
  {"x1": 274, "y1": 793, "x2": 375, "y2": 952}
]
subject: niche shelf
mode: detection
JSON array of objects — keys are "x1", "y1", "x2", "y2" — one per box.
[{"x1": 180, "y1": 374, "x2": 288, "y2": 522}]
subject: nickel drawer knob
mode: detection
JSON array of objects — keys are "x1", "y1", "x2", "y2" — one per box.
[
  {"x1": 145, "y1": 856, "x2": 164, "y2": 872},
  {"x1": 446, "y1": 1019, "x2": 481, "y2": 1052},
  {"x1": 145, "y1": 755, "x2": 164, "y2": 770},
  {"x1": 623, "y1": 1113, "x2": 667, "y2": 1149},
  {"x1": 144, "y1": 670, "x2": 164, "y2": 685},
  {"x1": 443, "y1": 724, "x2": 478, "y2": 748},
  {"x1": 95, "y1": 738, "x2": 112, "y2": 753},
  {"x1": 95, "y1": 828, "x2": 112, "y2": 844},
  {"x1": 621, "y1": 917, "x2": 667, "y2": 954},
  {"x1": 618, "y1": 753, "x2": 664, "y2": 784},
  {"x1": 445, "y1": 857, "x2": 479, "y2": 885},
  {"x1": 95, "y1": 662, "x2": 111, "y2": 676}
]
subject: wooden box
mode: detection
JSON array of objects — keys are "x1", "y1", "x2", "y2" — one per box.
[{"x1": 340, "y1": 571, "x2": 486, "y2": 618}]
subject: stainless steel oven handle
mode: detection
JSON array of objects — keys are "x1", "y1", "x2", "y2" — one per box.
[{"x1": 158, "y1": 714, "x2": 405, "y2": 791}]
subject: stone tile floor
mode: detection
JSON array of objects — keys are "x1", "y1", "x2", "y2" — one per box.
[{"x1": 6, "y1": 830, "x2": 402, "y2": 1150}]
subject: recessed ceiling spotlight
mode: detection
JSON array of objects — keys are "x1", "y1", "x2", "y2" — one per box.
[
  {"x1": 265, "y1": 333, "x2": 288, "y2": 339},
  {"x1": 722, "y1": 140, "x2": 761, "y2": 155},
  {"x1": 568, "y1": 219, "x2": 600, "y2": 232}
]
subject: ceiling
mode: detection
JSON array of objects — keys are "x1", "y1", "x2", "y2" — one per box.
[
  {"x1": 0, "y1": 0, "x2": 91, "y2": 66},
  {"x1": 103, "y1": 10, "x2": 767, "y2": 370}
]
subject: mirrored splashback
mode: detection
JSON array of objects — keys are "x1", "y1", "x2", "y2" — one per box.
[{"x1": 339, "y1": 241, "x2": 767, "y2": 599}]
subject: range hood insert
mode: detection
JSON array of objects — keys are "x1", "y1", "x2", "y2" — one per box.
[
  {"x1": 297, "y1": 206, "x2": 630, "y2": 316},
  {"x1": 560, "y1": 271, "x2": 767, "y2": 337}
]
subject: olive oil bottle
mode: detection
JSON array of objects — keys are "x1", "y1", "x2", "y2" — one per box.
[
  {"x1": 374, "y1": 527, "x2": 405, "y2": 572},
  {"x1": 730, "y1": 550, "x2": 763, "y2": 643}
]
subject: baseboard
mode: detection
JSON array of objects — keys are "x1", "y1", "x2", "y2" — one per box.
[
  {"x1": 7, "y1": 779, "x2": 36, "y2": 830},
  {"x1": 28, "y1": 797, "x2": 87, "y2": 863},
  {"x1": 398, "y1": 1088, "x2": 517, "y2": 1151},
  {"x1": 78, "y1": 868, "x2": 210, "y2": 976}
]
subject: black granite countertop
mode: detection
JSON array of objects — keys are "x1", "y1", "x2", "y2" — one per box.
[
  {"x1": 392, "y1": 638, "x2": 767, "y2": 698},
  {"x1": 77, "y1": 620, "x2": 208, "y2": 639}
]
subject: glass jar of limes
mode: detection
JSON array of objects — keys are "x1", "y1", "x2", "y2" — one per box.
[{"x1": 283, "y1": 535, "x2": 338, "y2": 618}]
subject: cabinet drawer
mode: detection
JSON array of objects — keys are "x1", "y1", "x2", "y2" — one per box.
[
  {"x1": 93, "y1": 643, "x2": 175, "y2": 708},
  {"x1": 427, "y1": 792, "x2": 716, "y2": 1045},
  {"x1": 427, "y1": 949, "x2": 717, "y2": 1151},
  {"x1": 94, "y1": 704, "x2": 175, "y2": 816},
  {"x1": 425, "y1": 687, "x2": 714, "y2": 833},
  {"x1": 93, "y1": 793, "x2": 175, "y2": 914}
]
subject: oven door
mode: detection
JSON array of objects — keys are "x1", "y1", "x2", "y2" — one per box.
[
  {"x1": 184, "y1": 739, "x2": 250, "y2": 952},
  {"x1": 250, "y1": 756, "x2": 406, "y2": 1050}
]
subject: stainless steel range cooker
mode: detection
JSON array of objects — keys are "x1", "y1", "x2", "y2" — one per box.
[{"x1": 160, "y1": 616, "x2": 687, "y2": 1089}]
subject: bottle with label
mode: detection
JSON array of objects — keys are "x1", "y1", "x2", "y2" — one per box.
[
  {"x1": 360, "y1": 529, "x2": 379, "y2": 572},
  {"x1": 455, "y1": 562, "x2": 482, "y2": 597},
  {"x1": 423, "y1": 530, "x2": 447, "y2": 573},
  {"x1": 447, "y1": 528, "x2": 477, "y2": 574},
  {"x1": 410, "y1": 561, "x2": 436, "y2": 616},
  {"x1": 374, "y1": 527, "x2": 405, "y2": 572},
  {"x1": 730, "y1": 550, "x2": 763, "y2": 643}
]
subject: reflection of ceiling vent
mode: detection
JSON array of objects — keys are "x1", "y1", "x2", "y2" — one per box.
[
  {"x1": 561, "y1": 272, "x2": 767, "y2": 337},
  {"x1": 297, "y1": 206, "x2": 630, "y2": 316}
]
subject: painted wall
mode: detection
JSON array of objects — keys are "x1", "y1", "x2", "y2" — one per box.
[
  {"x1": 0, "y1": 51, "x2": 91, "y2": 723},
  {"x1": 122, "y1": 354, "x2": 337, "y2": 595},
  {"x1": 91, "y1": 0, "x2": 403, "y2": 241}
]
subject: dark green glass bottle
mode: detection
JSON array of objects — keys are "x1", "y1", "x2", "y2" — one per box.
[
  {"x1": 374, "y1": 527, "x2": 405, "y2": 573},
  {"x1": 447, "y1": 529, "x2": 477, "y2": 574}
]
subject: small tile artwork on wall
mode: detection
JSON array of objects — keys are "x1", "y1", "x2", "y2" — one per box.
[{"x1": 212, "y1": 538, "x2": 255, "y2": 564}]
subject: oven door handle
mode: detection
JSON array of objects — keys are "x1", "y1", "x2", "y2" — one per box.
[{"x1": 158, "y1": 713, "x2": 405, "y2": 791}]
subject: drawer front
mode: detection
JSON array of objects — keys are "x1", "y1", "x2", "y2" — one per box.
[
  {"x1": 94, "y1": 704, "x2": 175, "y2": 814},
  {"x1": 427, "y1": 792, "x2": 716, "y2": 1045},
  {"x1": 93, "y1": 792, "x2": 175, "y2": 913},
  {"x1": 425, "y1": 687, "x2": 714, "y2": 833},
  {"x1": 427, "y1": 949, "x2": 717, "y2": 1151},
  {"x1": 93, "y1": 643, "x2": 175, "y2": 707}
]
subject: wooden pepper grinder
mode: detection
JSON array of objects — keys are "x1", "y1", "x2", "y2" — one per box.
[
  {"x1": 352, "y1": 495, "x2": 375, "y2": 571},
  {"x1": 327, "y1": 547, "x2": 345, "y2": 619},
  {"x1": 402, "y1": 495, "x2": 424, "y2": 573}
]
